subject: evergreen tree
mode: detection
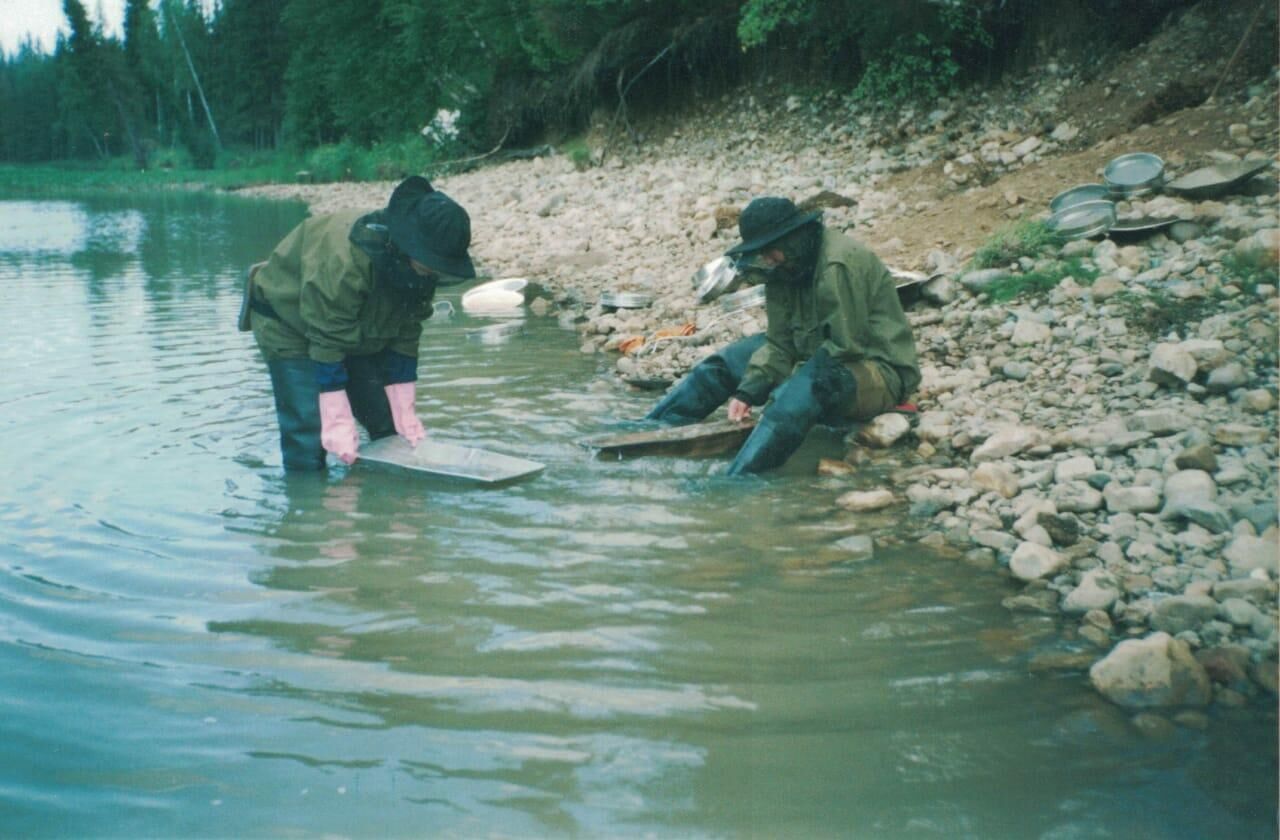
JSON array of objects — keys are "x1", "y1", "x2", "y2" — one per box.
[{"x1": 212, "y1": 0, "x2": 288, "y2": 149}]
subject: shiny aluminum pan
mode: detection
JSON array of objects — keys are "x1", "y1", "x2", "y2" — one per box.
[
  {"x1": 599, "y1": 290, "x2": 654, "y2": 309},
  {"x1": 1104, "y1": 152, "x2": 1164, "y2": 197},
  {"x1": 1046, "y1": 199, "x2": 1116, "y2": 240},
  {"x1": 692, "y1": 256, "x2": 741, "y2": 303},
  {"x1": 465, "y1": 321, "x2": 523, "y2": 344},
  {"x1": 360, "y1": 437, "x2": 545, "y2": 485},
  {"x1": 1049, "y1": 183, "x2": 1111, "y2": 213},
  {"x1": 718, "y1": 284, "x2": 767, "y2": 314}
]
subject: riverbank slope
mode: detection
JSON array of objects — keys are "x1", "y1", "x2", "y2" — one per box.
[{"x1": 242, "y1": 0, "x2": 1279, "y2": 718}]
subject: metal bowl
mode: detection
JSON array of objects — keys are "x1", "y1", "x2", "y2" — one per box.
[
  {"x1": 1103, "y1": 152, "x2": 1165, "y2": 197},
  {"x1": 1107, "y1": 215, "x2": 1183, "y2": 241},
  {"x1": 1046, "y1": 199, "x2": 1116, "y2": 240},
  {"x1": 1164, "y1": 158, "x2": 1272, "y2": 200},
  {"x1": 599, "y1": 290, "x2": 653, "y2": 309},
  {"x1": 718, "y1": 284, "x2": 767, "y2": 314},
  {"x1": 461, "y1": 277, "x2": 528, "y2": 313},
  {"x1": 692, "y1": 256, "x2": 741, "y2": 303},
  {"x1": 1049, "y1": 184, "x2": 1111, "y2": 213}
]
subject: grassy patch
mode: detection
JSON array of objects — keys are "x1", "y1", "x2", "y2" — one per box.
[
  {"x1": 559, "y1": 138, "x2": 594, "y2": 171},
  {"x1": 0, "y1": 135, "x2": 456, "y2": 197},
  {"x1": 971, "y1": 220, "x2": 1057, "y2": 270},
  {"x1": 1110, "y1": 289, "x2": 1221, "y2": 339},
  {"x1": 0, "y1": 157, "x2": 302, "y2": 195},
  {"x1": 985, "y1": 257, "x2": 1099, "y2": 302},
  {"x1": 1220, "y1": 251, "x2": 1280, "y2": 294}
]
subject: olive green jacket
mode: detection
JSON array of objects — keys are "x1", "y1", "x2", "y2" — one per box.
[
  {"x1": 736, "y1": 228, "x2": 921, "y2": 405},
  {"x1": 251, "y1": 209, "x2": 424, "y2": 364}
]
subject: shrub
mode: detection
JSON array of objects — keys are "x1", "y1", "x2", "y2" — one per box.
[
  {"x1": 985, "y1": 257, "x2": 1098, "y2": 302},
  {"x1": 305, "y1": 140, "x2": 365, "y2": 182},
  {"x1": 1220, "y1": 251, "x2": 1280, "y2": 294},
  {"x1": 971, "y1": 220, "x2": 1057, "y2": 270}
]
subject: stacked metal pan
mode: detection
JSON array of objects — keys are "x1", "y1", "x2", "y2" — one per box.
[{"x1": 1103, "y1": 152, "x2": 1165, "y2": 198}]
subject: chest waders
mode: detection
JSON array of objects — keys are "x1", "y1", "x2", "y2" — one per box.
[
  {"x1": 264, "y1": 352, "x2": 399, "y2": 471},
  {"x1": 645, "y1": 334, "x2": 767, "y2": 425},
  {"x1": 725, "y1": 346, "x2": 857, "y2": 475}
]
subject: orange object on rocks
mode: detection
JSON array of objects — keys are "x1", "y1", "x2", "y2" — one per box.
[
  {"x1": 653, "y1": 323, "x2": 696, "y2": 339},
  {"x1": 617, "y1": 323, "x2": 695, "y2": 355}
]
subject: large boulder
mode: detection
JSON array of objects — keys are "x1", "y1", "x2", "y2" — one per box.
[{"x1": 1089, "y1": 633, "x2": 1212, "y2": 708}]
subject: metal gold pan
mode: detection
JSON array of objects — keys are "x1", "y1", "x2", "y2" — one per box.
[{"x1": 359, "y1": 437, "x2": 545, "y2": 484}]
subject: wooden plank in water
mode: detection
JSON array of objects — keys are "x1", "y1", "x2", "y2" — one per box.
[{"x1": 583, "y1": 419, "x2": 757, "y2": 459}]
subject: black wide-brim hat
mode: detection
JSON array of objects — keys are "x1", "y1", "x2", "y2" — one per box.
[
  {"x1": 386, "y1": 175, "x2": 476, "y2": 279},
  {"x1": 724, "y1": 196, "x2": 821, "y2": 259}
]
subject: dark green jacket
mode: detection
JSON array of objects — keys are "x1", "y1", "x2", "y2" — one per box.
[
  {"x1": 737, "y1": 228, "x2": 921, "y2": 405},
  {"x1": 251, "y1": 209, "x2": 426, "y2": 364}
]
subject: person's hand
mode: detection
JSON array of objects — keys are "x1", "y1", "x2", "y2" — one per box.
[
  {"x1": 727, "y1": 398, "x2": 752, "y2": 422},
  {"x1": 318, "y1": 390, "x2": 360, "y2": 464},
  {"x1": 384, "y1": 382, "x2": 427, "y2": 447}
]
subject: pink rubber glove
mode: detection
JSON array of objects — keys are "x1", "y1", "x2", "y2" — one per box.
[
  {"x1": 384, "y1": 382, "x2": 426, "y2": 447},
  {"x1": 318, "y1": 390, "x2": 360, "y2": 464}
]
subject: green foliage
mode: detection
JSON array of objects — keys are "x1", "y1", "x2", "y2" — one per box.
[
  {"x1": 304, "y1": 140, "x2": 365, "y2": 181},
  {"x1": 971, "y1": 220, "x2": 1056, "y2": 270},
  {"x1": 0, "y1": 156, "x2": 304, "y2": 194},
  {"x1": 985, "y1": 257, "x2": 1098, "y2": 302},
  {"x1": 1110, "y1": 289, "x2": 1220, "y2": 339},
  {"x1": 853, "y1": 33, "x2": 960, "y2": 106},
  {"x1": 564, "y1": 139, "x2": 593, "y2": 170},
  {"x1": 851, "y1": 2, "x2": 992, "y2": 107},
  {"x1": 1220, "y1": 251, "x2": 1280, "y2": 294},
  {"x1": 300, "y1": 134, "x2": 447, "y2": 183},
  {"x1": 738, "y1": 0, "x2": 814, "y2": 49}
]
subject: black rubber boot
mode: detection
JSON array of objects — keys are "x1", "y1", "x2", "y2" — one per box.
[
  {"x1": 725, "y1": 417, "x2": 809, "y2": 476},
  {"x1": 344, "y1": 353, "x2": 396, "y2": 440},
  {"x1": 725, "y1": 348, "x2": 857, "y2": 476},
  {"x1": 267, "y1": 357, "x2": 326, "y2": 472},
  {"x1": 646, "y1": 334, "x2": 766, "y2": 425}
]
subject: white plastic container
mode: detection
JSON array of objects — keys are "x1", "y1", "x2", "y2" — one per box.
[{"x1": 461, "y1": 277, "x2": 528, "y2": 313}]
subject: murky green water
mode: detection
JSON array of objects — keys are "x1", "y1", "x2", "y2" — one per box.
[{"x1": 0, "y1": 193, "x2": 1274, "y2": 838}]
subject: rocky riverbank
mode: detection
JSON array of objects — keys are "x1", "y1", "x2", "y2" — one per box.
[{"x1": 241, "y1": 9, "x2": 1279, "y2": 718}]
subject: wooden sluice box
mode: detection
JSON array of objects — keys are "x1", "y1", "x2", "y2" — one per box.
[{"x1": 582, "y1": 419, "x2": 757, "y2": 459}]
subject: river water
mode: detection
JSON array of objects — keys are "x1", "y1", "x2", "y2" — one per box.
[{"x1": 0, "y1": 193, "x2": 1274, "y2": 838}]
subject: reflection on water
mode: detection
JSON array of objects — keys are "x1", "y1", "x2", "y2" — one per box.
[{"x1": 0, "y1": 194, "x2": 1274, "y2": 838}]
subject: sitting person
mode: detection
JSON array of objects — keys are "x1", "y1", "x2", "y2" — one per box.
[{"x1": 647, "y1": 195, "x2": 920, "y2": 475}]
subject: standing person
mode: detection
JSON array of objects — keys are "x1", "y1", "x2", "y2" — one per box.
[
  {"x1": 244, "y1": 176, "x2": 475, "y2": 471},
  {"x1": 646, "y1": 195, "x2": 920, "y2": 475}
]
